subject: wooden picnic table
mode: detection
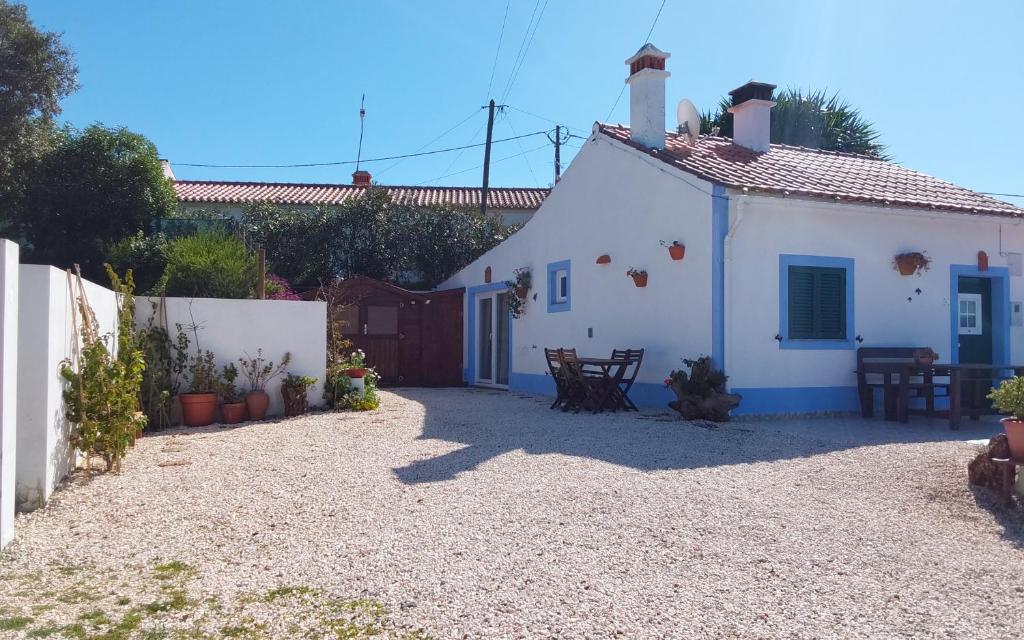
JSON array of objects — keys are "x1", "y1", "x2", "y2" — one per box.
[
  {"x1": 894, "y1": 363, "x2": 1024, "y2": 429},
  {"x1": 574, "y1": 356, "x2": 633, "y2": 413}
]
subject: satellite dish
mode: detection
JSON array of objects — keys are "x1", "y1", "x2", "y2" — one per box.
[{"x1": 676, "y1": 98, "x2": 700, "y2": 145}]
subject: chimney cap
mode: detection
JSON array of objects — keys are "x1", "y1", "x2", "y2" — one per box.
[
  {"x1": 729, "y1": 81, "x2": 776, "y2": 106},
  {"x1": 624, "y1": 43, "x2": 670, "y2": 65},
  {"x1": 352, "y1": 169, "x2": 372, "y2": 186}
]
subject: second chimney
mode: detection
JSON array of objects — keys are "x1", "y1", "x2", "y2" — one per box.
[
  {"x1": 352, "y1": 170, "x2": 372, "y2": 186},
  {"x1": 727, "y1": 81, "x2": 776, "y2": 153},
  {"x1": 625, "y1": 43, "x2": 670, "y2": 150}
]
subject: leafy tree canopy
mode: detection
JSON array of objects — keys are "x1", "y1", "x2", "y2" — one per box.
[
  {"x1": 701, "y1": 88, "x2": 887, "y2": 159},
  {"x1": 8, "y1": 124, "x2": 177, "y2": 281}
]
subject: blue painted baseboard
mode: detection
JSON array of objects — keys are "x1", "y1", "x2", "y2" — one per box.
[{"x1": 731, "y1": 386, "x2": 860, "y2": 415}]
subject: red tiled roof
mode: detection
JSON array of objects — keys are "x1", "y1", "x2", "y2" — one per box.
[
  {"x1": 598, "y1": 124, "x2": 1023, "y2": 218},
  {"x1": 173, "y1": 180, "x2": 548, "y2": 211}
]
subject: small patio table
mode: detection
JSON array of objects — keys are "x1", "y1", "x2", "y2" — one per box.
[{"x1": 573, "y1": 356, "x2": 632, "y2": 413}]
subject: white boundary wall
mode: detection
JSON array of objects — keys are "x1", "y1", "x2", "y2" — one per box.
[
  {"x1": 16, "y1": 265, "x2": 118, "y2": 512},
  {"x1": 0, "y1": 241, "x2": 18, "y2": 548},
  {"x1": 136, "y1": 297, "x2": 327, "y2": 418}
]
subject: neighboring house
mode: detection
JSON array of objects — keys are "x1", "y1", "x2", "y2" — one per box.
[
  {"x1": 439, "y1": 43, "x2": 1024, "y2": 415},
  {"x1": 165, "y1": 163, "x2": 549, "y2": 227}
]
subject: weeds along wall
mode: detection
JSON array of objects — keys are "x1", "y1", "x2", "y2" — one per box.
[
  {"x1": 135, "y1": 297, "x2": 327, "y2": 418},
  {"x1": 16, "y1": 265, "x2": 119, "y2": 512}
]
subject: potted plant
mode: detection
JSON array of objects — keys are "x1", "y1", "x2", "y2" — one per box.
[
  {"x1": 894, "y1": 252, "x2": 930, "y2": 276},
  {"x1": 238, "y1": 349, "x2": 291, "y2": 420},
  {"x1": 503, "y1": 267, "x2": 532, "y2": 319},
  {"x1": 627, "y1": 268, "x2": 648, "y2": 288},
  {"x1": 281, "y1": 374, "x2": 317, "y2": 417},
  {"x1": 662, "y1": 240, "x2": 686, "y2": 261},
  {"x1": 179, "y1": 350, "x2": 219, "y2": 427},
  {"x1": 219, "y1": 363, "x2": 247, "y2": 424},
  {"x1": 596, "y1": 254, "x2": 611, "y2": 265},
  {"x1": 342, "y1": 349, "x2": 368, "y2": 378},
  {"x1": 987, "y1": 376, "x2": 1024, "y2": 459}
]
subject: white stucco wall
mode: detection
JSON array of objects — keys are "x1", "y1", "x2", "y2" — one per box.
[
  {"x1": 16, "y1": 266, "x2": 118, "y2": 511},
  {"x1": 725, "y1": 194, "x2": 1024, "y2": 411},
  {"x1": 441, "y1": 131, "x2": 716, "y2": 404},
  {"x1": 137, "y1": 297, "x2": 327, "y2": 417},
  {"x1": 0, "y1": 241, "x2": 18, "y2": 547}
]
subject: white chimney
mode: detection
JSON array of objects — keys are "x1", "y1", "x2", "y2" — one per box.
[
  {"x1": 624, "y1": 43, "x2": 670, "y2": 149},
  {"x1": 160, "y1": 159, "x2": 175, "y2": 180},
  {"x1": 727, "y1": 81, "x2": 776, "y2": 153}
]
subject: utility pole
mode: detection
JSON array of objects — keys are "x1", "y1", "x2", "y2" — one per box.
[
  {"x1": 546, "y1": 125, "x2": 571, "y2": 183},
  {"x1": 480, "y1": 99, "x2": 497, "y2": 216}
]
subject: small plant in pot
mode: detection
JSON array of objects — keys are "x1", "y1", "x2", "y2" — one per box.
[
  {"x1": 239, "y1": 349, "x2": 291, "y2": 420},
  {"x1": 661, "y1": 240, "x2": 686, "y2": 261},
  {"x1": 282, "y1": 374, "x2": 317, "y2": 417},
  {"x1": 504, "y1": 267, "x2": 532, "y2": 319},
  {"x1": 219, "y1": 363, "x2": 247, "y2": 424},
  {"x1": 627, "y1": 267, "x2": 648, "y2": 288},
  {"x1": 178, "y1": 349, "x2": 219, "y2": 427},
  {"x1": 893, "y1": 251, "x2": 931, "y2": 276},
  {"x1": 342, "y1": 348, "x2": 369, "y2": 379},
  {"x1": 987, "y1": 376, "x2": 1024, "y2": 459}
]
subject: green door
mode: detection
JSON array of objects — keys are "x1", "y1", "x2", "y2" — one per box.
[{"x1": 957, "y1": 276, "x2": 992, "y2": 364}]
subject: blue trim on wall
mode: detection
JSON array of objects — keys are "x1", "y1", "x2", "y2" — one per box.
[
  {"x1": 546, "y1": 259, "x2": 571, "y2": 313},
  {"x1": 711, "y1": 185, "x2": 728, "y2": 371},
  {"x1": 466, "y1": 281, "x2": 514, "y2": 385},
  {"x1": 778, "y1": 254, "x2": 856, "y2": 350},
  {"x1": 949, "y1": 264, "x2": 1010, "y2": 365},
  {"x1": 731, "y1": 386, "x2": 861, "y2": 415}
]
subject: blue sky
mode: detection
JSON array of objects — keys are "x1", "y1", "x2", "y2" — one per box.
[{"x1": 21, "y1": 0, "x2": 1024, "y2": 205}]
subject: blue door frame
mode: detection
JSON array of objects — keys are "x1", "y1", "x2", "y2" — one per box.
[
  {"x1": 466, "y1": 282, "x2": 513, "y2": 385},
  {"x1": 949, "y1": 264, "x2": 1010, "y2": 364}
]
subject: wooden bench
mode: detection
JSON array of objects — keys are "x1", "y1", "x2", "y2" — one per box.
[{"x1": 856, "y1": 347, "x2": 952, "y2": 420}]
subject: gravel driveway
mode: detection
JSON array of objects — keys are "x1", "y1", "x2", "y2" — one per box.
[{"x1": 2, "y1": 388, "x2": 1023, "y2": 639}]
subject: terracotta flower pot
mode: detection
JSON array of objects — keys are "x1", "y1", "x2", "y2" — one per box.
[
  {"x1": 245, "y1": 390, "x2": 271, "y2": 421},
  {"x1": 515, "y1": 286, "x2": 528, "y2": 300},
  {"x1": 180, "y1": 393, "x2": 217, "y2": 427},
  {"x1": 596, "y1": 254, "x2": 611, "y2": 265},
  {"x1": 345, "y1": 367, "x2": 368, "y2": 379},
  {"x1": 895, "y1": 254, "x2": 921, "y2": 276},
  {"x1": 1001, "y1": 418, "x2": 1024, "y2": 459},
  {"x1": 668, "y1": 244, "x2": 686, "y2": 261},
  {"x1": 630, "y1": 273, "x2": 648, "y2": 288},
  {"x1": 221, "y1": 402, "x2": 247, "y2": 424}
]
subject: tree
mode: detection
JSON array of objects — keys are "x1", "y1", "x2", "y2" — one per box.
[
  {"x1": 0, "y1": 1, "x2": 78, "y2": 177},
  {"x1": 8, "y1": 124, "x2": 177, "y2": 281},
  {"x1": 701, "y1": 88, "x2": 887, "y2": 159},
  {"x1": 163, "y1": 231, "x2": 258, "y2": 299}
]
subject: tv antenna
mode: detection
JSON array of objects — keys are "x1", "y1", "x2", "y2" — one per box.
[{"x1": 355, "y1": 94, "x2": 367, "y2": 172}]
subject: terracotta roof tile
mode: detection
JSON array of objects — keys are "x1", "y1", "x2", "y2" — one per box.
[
  {"x1": 173, "y1": 180, "x2": 548, "y2": 211},
  {"x1": 598, "y1": 124, "x2": 1024, "y2": 218}
]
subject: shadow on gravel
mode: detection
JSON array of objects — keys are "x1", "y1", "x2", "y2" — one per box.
[
  {"x1": 970, "y1": 488, "x2": 1024, "y2": 549},
  {"x1": 391, "y1": 387, "x2": 1003, "y2": 484}
]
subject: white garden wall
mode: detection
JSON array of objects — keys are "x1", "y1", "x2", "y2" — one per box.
[
  {"x1": 0, "y1": 241, "x2": 18, "y2": 548},
  {"x1": 441, "y1": 131, "x2": 716, "y2": 406},
  {"x1": 136, "y1": 297, "x2": 327, "y2": 418},
  {"x1": 16, "y1": 265, "x2": 118, "y2": 511}
]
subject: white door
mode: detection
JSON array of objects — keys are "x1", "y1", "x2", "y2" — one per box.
[{"x1": 475, "y1": 292, "x2": 510, "y2": 387}]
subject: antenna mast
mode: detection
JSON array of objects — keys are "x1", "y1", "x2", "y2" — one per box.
[{"x1": 355, "y1": 94, "x2": 366, "y2": 172}]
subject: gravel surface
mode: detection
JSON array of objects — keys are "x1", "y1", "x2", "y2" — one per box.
[{"x1": 2, "y1": 387, "x2": 1023, "y2": 639}]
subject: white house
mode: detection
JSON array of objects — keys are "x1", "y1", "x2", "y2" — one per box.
[{"x1": 438, "y1": 43, "x2": 1024, "y2": 415}]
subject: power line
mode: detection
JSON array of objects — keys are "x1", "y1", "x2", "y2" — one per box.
[
  {"x1": 485, "y1": 0, "x2": 511, "y2": 99},
  {"x1": 499, "y1": 0, "x2": 549, "y2": 104},
  {"x1": 502, "y1": 110, "x2": 541, "y2": 186},
  {"x1": 982, "y1": 192, "x2": 1024, "y2": 198},
  {"x1": 172, "y1": 130, "x2": 547, "y2": 169},
  {"x1": 438, "y1": 117, "x2": 490, "y2": 179},
  {"x1": 604, "y1": 0, "x2": 668, "y2": 123},
  {"x1": 422, "y1": 142, "x2": 550, "y2": 185},
  {"x1": 374, "y1": 107, "x2": 484, "y2": 177},
  {"x1": 506, "y1": 105, "x2": 591, "y2": 137}
]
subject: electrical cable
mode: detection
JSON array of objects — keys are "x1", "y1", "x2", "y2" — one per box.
[
  {"x1": 374, "y1": 107, "x2": 485, "y2": 178},
  {"x1": 485, "y1": 0, "x2": 511, "y2": 99},
  {"x1": 499, "y1": 0, "x2": 549, "y2": 104},
  {"x1": 422, "y1": 142, "x2": 550, "y2": 185},
  {"x1": 603, "y1": 0, "x2": 668, "y2": 123}
]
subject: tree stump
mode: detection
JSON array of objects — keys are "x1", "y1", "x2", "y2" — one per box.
[
  {"x1": 968, "y1": 434, "x2": 1011, "y2": 489},
  {"x1": 668, "y1": 382, "x2": 742, "y2": 422},
  {"x1": 281, "y1": 387, "x2": 308, "y2": 417}
]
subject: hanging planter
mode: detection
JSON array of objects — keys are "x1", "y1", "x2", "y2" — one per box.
[
  {"x1": 504, "y1": 267, "x2": 531, "y2": 318},
  {"x1": 661, "y1": 240, "x2": 686, "y2": 261},
  {"x1": 627, "y1": 268, "x2": 648, "y2": 288},
  {"x1": 894, "y1": 252, "x2": 930, "y2": 276},
  {"x1": 596, "y1": 254, "x2": 611, "y2": 265}
]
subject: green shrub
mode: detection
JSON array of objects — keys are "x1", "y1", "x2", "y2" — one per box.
[
  {"x1": 988, "y1": 376, "x2": 1024, "y2": 418},
  {"x1": 163, "y1": 232, "x2": 257, "y2": 299},
  {"x1": 107, "y1": 231, "x2": 170, "y2": 295}
]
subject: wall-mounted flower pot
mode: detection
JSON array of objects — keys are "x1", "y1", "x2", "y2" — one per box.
[
  {"x1": 630, "y1": 273, "x2": 648, "y2": 288},
  {"x1": 345, "y1": 367, "x2": 368, "y2": 379},
  {"x1": 668, "y1": 244, "x2": 686, "y2": 261},
  {"x1": 221, "y1": 402, "x2": 247, "y2": 424},
  {"x1": 180, "y1": 392, "x2": 217, "y2": 427},
  {"x1": 894, "y1": 252, "x2": 929, "y2": 276},
  {"x1": 596, "y1": 254, "x2": 611, "y2": 265},
  {"x1": 515, "y1": 287, "x2": 528, "y2": 299},
  {"x1": 245, "y1": 390, "x2": 271, "y2": 421}
]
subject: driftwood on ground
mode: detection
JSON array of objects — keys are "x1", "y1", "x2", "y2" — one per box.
[{"x1": 968, "y1": 434, "x2": 1011, "y2": 489}]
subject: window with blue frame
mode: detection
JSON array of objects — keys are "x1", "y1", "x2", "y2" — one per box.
[
  {"x1": 778, "y1": 255, "x2": 854, "y2": 349},
  {"x1": 547, "y1": 260, "x2": 571, "y2": 312}
]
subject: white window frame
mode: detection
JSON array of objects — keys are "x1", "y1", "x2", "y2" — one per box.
[
  {"x1": 554, "y1": 269, "x2": 568, "y2": 303},
  {"x1": 958, "y1": 293, "x2": 983, "y2": 336}
]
